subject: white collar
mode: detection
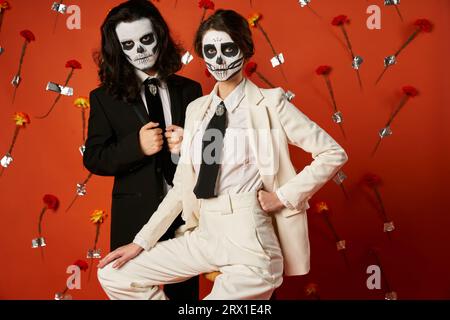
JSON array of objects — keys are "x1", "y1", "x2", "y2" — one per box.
[
  {"x1": 135, "y1": 69, "x2": 165, "y2": 88},
  {"x1": 212, "y1": 78, "x2": 246, "y2": 113}
]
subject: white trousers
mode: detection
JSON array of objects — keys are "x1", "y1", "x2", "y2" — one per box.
[{"x1": 97, "y1": 191, "x2": 284, "y2": 300}]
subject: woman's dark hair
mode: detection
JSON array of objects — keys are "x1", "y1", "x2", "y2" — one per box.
[
  {"x1": 98, "y1": 0, "x2": 182, "y2": 103},
  {"x1": 194, "y1": 9, "x2": 254, "y2": 60}
]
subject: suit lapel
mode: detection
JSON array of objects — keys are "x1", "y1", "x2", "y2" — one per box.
[
  {"x1": 132, "y1": 98, "x2": 151, "y2": 125},
  {"x1": 245, "y1": 79, "x2": 277, "y2": 191}
]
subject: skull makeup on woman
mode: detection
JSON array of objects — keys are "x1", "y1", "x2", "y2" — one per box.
[
  {"x1": 203, "y1": 30, "x2": 244, "y2": 81},
  {"x1": 115, "y1": 17, "x2": 159, "y2": 71}
]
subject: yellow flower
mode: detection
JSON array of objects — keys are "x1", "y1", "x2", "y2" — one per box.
[
  {"x1": 247, "y1": 13, "x2": 261, "y2": 27},
  {"x1": 90, "y1": 210, "x2": 107, "y2": 224},
  {"x1": 13, "y1": 112, "x2": 31, "y2": 127},
  {"x1": 74, "y1": 97, "x2": 90, "y2": 109},
  {"x1": 315, "y1": 201, "x2": 329, "y2": 214}
]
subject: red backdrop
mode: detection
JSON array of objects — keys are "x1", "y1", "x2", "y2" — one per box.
[{"x1": 0, "y1": 0, "x2": 449, "y2": 300}]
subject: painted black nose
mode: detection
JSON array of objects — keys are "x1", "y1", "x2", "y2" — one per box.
[
  {"x1": 137, "y1": 45, "x2": 145, "y2": 54},
  {"x1": 216, "y1": 56, "x2": 223, "y2": 65}
]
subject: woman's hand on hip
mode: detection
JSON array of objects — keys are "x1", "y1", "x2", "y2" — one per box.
[
  {"x1": 97, "y1": 243, "x2": 144, "y2": 269},
  {"x1": 257, "y1": 189, "x2": 285, "y2": 213}
]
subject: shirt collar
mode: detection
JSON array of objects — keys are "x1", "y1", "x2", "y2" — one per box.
[
  {"x1": 212, "y1": 78, "x2": 246, "y2": 113},
  {"x1": 135, "y1": 69, "x2": 166, "y2": 88}
]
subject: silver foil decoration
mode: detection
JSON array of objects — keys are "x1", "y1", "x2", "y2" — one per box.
[
  {"x1": 332, "y1": 111, "x2": 344, "y2": 124},
  {"x1": 270, "y1": 53, "x2": 285, "y2": 68},
  {"x1": 385, "y1": 291, "x2": 398, "y2": 300},
  {"x1": 51, "y1": 2, "x2": 67, "y2": 14},
  {"x1": 1, "y1": 153, "x2": 13, "y2": 168},
  {"x1": 336, "y1": 240, "x2": 346, "y2": 251},
  {"x1": 333, "y1": 171, "x2": 347, "y2": 185},
  {"x1": 55, "y1": 293, "x2": 72, "y2": 300},
  {"x1": 181, "y1": 51, "x2": 193, "y2": 65},
  {"x1": 215, "y1": 104, "x2": 226, "y2": 116},
  {"x1": 46, "y1": 82, "x2": 74, "y2": 96},
  {"x1": 383, "y1": 221, "x2": 396, "y2": 232},
  {"x1": 79, "y1": 145, "x2": 86, "y2": 156},
  {"x1": 379, "y1": 126, "x2": 393, "y2": 138},
  {"x1": 284, "y1": 90, "x2": 295, "y2": 102},
  {"x1": 87, "y1": 248, "x2": 102, "y2": 259},
  {"x1": 299, "y1": 0, "x2": 311, "y2": 7},
  {"x1": 76, "y1": 183, "x2": 87, "y2": 196},
  {"x1": 11, "y1": 75, "x2": 21, "y2": 87},
  {"x1": 352, "y1": 56, "x2": 364, "y2": 70},
  {"x1": 384, "y1": 55, "x2": 397, "y2": 67},
  {"x1": 32, "y1": 237, "x2": 46, "y2": 248},
  {"x1": 384, "y1": 0, "x2": 400, "y2": 5}
]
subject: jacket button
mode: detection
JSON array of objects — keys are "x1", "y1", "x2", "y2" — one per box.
[{"x1": 156, "y1": 167, "x2": 162, "y2": 173}]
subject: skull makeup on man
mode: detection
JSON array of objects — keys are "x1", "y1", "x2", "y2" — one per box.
[
  {"x1": 115, "y1": 17, "x2": 159, "y2": 71},
  {"x1": 202, "y1": 30, "x2": 244, "y2": 81}
]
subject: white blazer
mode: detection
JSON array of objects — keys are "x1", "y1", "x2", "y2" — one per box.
[{"x1": 134, "y1": 79, "x2": 348, "y2": 276}]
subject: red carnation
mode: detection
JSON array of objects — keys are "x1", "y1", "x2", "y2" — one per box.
[
  {"x1": 198, "y1": 0, "x2": 214, "y2": 10},
  {"x1": 43, "y1": 194, "x2": 59, "y2": 211},
  {"x1": 65, "y1": 59, "x2": 82, "y2": 69},
  {"x1": 402, "y1": 86, "x2": 419, "y2": 97},
  {"x1": 414, "y1": 19, "x2": 433, "y2": 33},
  {"x1": 316, "y1": 65, "x2": 332, "y2": 76},
  {"x1": 331, "y1": 15, "x2": 349, "y2": 26},
  {"x1": 74, "y1": 259, "x2": 89, "y2": 271},
  {"x1": 245, "y1": 61, "x2": 258, "y2": 77},
  {"x1": 20, "y1": 29, "x2": 35, "y2": 42}
]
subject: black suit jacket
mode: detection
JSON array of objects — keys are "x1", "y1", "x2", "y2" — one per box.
[{"x1": 83, "y1": 74, "x2": 202, "y2": 251}]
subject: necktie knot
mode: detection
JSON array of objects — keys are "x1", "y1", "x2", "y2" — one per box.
[
  {"x1": 215, "y1": 101, "x2": 226, "y2": 117},
  {"x1": 144, "y1": 78, "x2": 161, "y2": 96}
]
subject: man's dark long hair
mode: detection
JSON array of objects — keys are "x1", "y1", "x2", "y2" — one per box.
[{"x1": 98, "y1": 0, "x2": 182, "y2": 103}]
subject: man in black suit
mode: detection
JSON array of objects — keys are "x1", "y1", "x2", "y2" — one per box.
[{"x1": 83, "y1": 0, "x2": 202, "y2": 300}]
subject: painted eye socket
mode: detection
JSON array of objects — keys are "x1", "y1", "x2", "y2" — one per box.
[
  {"x1": 121, "y1": 41, "x2": 135, "y2": 51},
  {"x1": 221, "y1": 42, "x2": 239, "y2": 58},
  {"x1": 203, "y1": 44, "x2": 217, "y2": 59},
  {"x1": 141, "y1": 33, "x2": 155, "y2": 45}
]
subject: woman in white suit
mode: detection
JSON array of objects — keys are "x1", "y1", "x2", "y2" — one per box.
[{"x1": 97, "y1": 9, "x2": 348, "y2": 300}]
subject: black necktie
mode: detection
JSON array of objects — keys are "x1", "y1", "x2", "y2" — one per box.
[
  {"x1": 193, "y1": 101, "x2": 227, "y2": 199},
  {"x1": 143, "y1": 78, "x2": 173, "y2": 185}
]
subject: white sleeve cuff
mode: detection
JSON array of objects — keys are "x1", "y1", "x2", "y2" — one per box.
[
  {"x1": 132, "y1": 236, "x2": 150, "y2": 251},
  {"x1": 276, "y1": 188, "x2": 296, "y2": 211}
]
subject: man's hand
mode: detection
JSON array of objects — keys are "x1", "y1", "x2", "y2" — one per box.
[
  {"x1": 98, "y1": 243, "x2": 143, "y2": 269},
  {"x1": 139, "y1": 122, "x2": 163, "y2": 156},
  {"x1": 165, "y1": 125, "x2": 184, "y2": 154},
  {"x1": 257, "y1": 189, "x2": 285, "y2": 213}
]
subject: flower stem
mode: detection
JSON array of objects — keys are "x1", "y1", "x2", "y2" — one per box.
[
  {"x1": 7, "y1": 126, "x2": 20, "y2": 154},
  {"x1": 36, "y1": 69, "x2": 74, "y2": 119},
  {"x1": 395, "y1": 29, "x2": 420, "y2": 57},
  {"x1": 386, "y1": 96, "x2": 409, "y2": 127},
  {"x1": 324, "y1": 76, "x2": 338, "y2": 112},
  {"x1": 38, "y1": 207, "x2": 47, "y2": 236},
  {"x1": 81, "y1": 108, "x2": 86, "y2": 143},
  {"x1": 93, "y1": 223, "x2": 100, "y2": 250},
  {"x1": 322, "y1": 213, "x2": 340, "y2": 242},
  {"x1": 394, "y1": 5, "x2": 404, "y2": 22}
]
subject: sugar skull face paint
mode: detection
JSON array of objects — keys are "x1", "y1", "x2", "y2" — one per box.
[
  {"x1": 115, "y1": 18, "x2": 159, "y2": 71},
  {"x1": 202, "y1": 30, "x2": 244, "y2": 81}
]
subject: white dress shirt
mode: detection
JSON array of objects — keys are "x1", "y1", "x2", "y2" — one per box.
[
  {"x1": 135, "y1": 69, "x2": 173, "y2": 193},
  {"x1": 191, "y1": 79, "x2": 263, "y2": 196}
]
